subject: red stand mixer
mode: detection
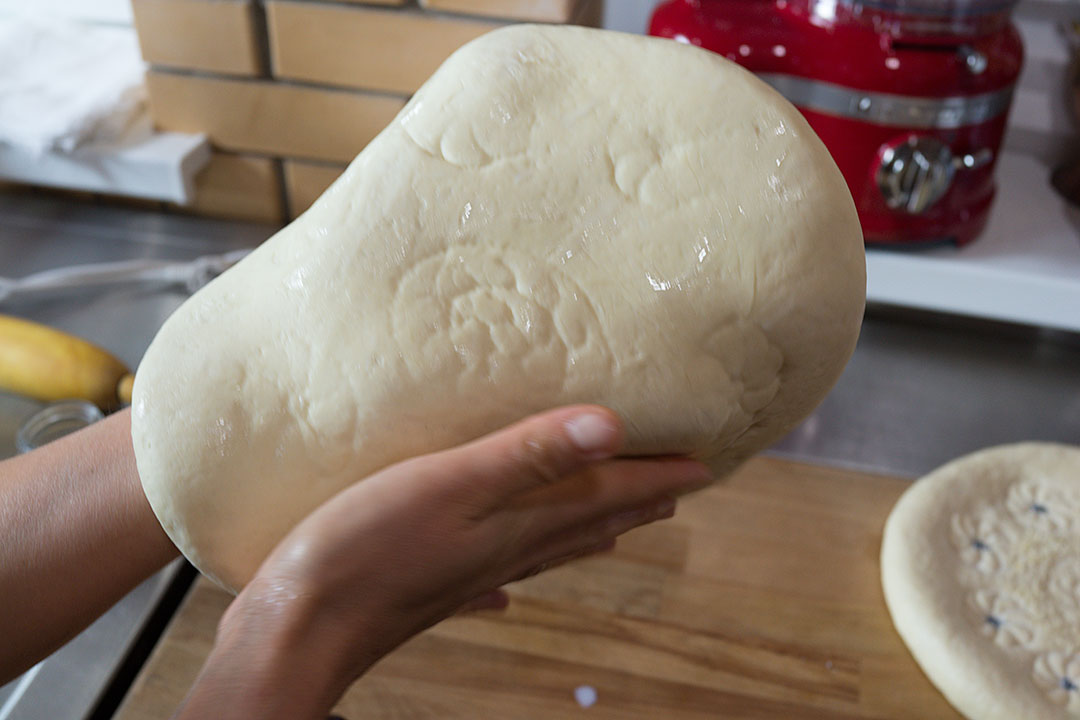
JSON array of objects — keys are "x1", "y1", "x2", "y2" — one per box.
[{"x1": 649, "y1": 0, "x2": 1023, "y2": 246}]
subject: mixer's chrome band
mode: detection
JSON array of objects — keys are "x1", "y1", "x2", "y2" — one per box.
[{"x1": 757, "y1": 73, "x2": 1014, "y2": 129}]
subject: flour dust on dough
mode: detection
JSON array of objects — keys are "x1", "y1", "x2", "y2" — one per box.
[
  {"x1": 132, "y1": 25, "x2": 866, "y2": 592},
  {"x1": 882, "y1": 443, "x2": 1080, "y2": 720}
]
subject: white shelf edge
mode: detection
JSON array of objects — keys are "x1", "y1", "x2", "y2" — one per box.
[
  {"x1": 866, "y1": 251, "x2": 1080, "y2": 332},
  {"x1": 0, "y1": 132, "x2": 210, "y2": 205}
]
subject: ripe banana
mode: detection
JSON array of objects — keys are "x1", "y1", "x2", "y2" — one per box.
[{"x1": 0, "y1": 314, "x2": 134, "y2": 410}]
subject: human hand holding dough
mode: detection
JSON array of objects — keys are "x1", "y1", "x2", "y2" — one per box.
[
  {"x1": 174, "y1": 406, "x2": 713, "y2": 719},
  {"x1": 131, "y1": 25, "x2": 866, "y2": 592}
]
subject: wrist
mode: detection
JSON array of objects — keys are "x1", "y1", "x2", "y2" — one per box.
[{"x1": 179, "y1": 578, "x2": 371, "y2": 720}]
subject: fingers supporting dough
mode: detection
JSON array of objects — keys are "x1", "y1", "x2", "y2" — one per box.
[{"x1": 436, "y1": 405, "x2": 624, "y2": 503}]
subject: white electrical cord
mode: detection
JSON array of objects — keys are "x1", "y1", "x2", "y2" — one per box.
[{"x1": 0, "y1": 249, "x2": 250, "y2": 304}]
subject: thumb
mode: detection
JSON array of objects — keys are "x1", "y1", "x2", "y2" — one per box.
[{"x1": 440, "y1": 405, "x2": 623, "y2": 503}]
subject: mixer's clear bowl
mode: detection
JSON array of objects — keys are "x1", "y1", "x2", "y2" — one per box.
[
  {"x1": 851, "y1": 0, "x2": 1018, "y2": 16},
  {"x1": 811, "y1": 0, "x2": 1019, "y2": 36}
]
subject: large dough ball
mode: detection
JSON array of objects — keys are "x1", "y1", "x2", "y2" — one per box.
[{"x1": 132, "y1": 25, "x2": 865, "y2": 591}]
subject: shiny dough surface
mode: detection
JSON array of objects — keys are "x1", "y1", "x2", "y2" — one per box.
[{"x1": 132, "y1": 25, "x2": 866, "y2": 591}]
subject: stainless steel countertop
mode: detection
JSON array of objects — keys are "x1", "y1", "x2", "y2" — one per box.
[
  {"x1": 0, "y1": 193, "x2": 273, "y2": 720},
  {"x1": 0, "y1": 192, "x2": 1078, "y2": 718},
  {"x1": 772, "y1": 308, "x2": 1080, "y2": 477}
]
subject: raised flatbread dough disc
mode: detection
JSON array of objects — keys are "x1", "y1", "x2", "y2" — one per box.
[
  {"x1": 132, "y1": 25, "x2": 865, "y2": 591},
  {"x1": 882, "y1": 443, "x2": 1080, "y2": 720}
]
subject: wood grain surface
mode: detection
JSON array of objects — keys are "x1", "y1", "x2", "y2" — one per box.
[{"x1": 113, "y1": 456, "x2": 961, "y2": 719}]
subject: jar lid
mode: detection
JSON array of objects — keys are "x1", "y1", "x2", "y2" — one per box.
[{"x1": 16, "y1": 401, "x2": 104, "y2": 454}]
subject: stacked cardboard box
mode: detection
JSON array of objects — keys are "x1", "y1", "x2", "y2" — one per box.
[{"x1": 132, "y1": 0, "x2": 602, "y2": 223}]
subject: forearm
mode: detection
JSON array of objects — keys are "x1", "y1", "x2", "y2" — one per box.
[{"x1": 0, "y1": 409, "x2": 178, "y2": 682}]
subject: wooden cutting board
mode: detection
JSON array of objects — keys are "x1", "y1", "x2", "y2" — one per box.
[{"x1": 113, "y1": 456, "x2": 962, "y2": 719}]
